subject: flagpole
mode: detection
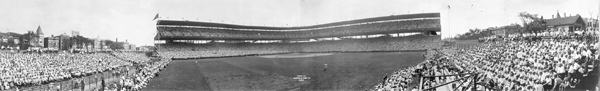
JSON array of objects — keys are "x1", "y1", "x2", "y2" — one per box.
[{"x1": 447, "y1": 5, "x2": 450, "y2": 40}]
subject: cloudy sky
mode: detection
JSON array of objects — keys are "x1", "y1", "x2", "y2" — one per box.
[{"x1": 0, "y1": 0, "x2": 598, "y2": 45}]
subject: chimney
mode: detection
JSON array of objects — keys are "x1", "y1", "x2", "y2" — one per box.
[
  {"x1": 564, "y1": 13, "x2": 566, "y2": 17},
  {"x1": 552, "y1": 15, "x2": 554, "y2": 18},
  {"x1": 556, "y1": 10, "x2": 561, "y2": 18}
]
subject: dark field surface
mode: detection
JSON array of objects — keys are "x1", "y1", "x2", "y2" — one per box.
[{"x1": 143, "y1": 51, "x2": 425, "y2": 91}]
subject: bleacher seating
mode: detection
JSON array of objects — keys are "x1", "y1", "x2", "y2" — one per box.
[{"x1": 373, "y1": 28, "x2": 599, "y2": 91}]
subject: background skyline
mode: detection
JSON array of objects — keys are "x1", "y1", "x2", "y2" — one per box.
[{"x1": 0, "y1": 0, "x2": 598, "y2": 46}]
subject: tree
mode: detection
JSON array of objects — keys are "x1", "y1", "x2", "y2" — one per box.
[
  {"x1": 509, "y1": 23, "x2": 521, "y2": 27},
  {"x1": 104, "y1": 40, "x2": 124, "y2": 50},
  {"x1": 70, "y1": 35, "x2": 95, "y2": 49},
  {"x1": 519, "y1": 12, "x2": 546, "y2": 33},
  {"x1": 59, "y1": 35, "x2": 72, "y2": 50},
  {"x1": 109, "y1": 42, "x2": 125, "y2": 50},
  {"x1": 18, "y1": 31, "x2": 38, "y2": 49}
]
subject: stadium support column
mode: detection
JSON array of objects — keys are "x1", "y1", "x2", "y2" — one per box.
[
  {"x1": 418, "y1": 77, "x2": 423, "y2": 91},
  {"x1": 472, "y1": 74, "x2": 477, "y2": 91}
]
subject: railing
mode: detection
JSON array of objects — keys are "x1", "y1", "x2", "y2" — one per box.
[{"x1": 418, "y1": 73, "x2": 479, "y2": 91}]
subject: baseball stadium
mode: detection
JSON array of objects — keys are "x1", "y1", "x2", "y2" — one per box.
[
  {"x1": 146, "y1": 10, "x2": 600, "y2": 90},
  {"x1": 147, "y1": 13, "x2": 442, "y2": 90},
  {"x1": 1, "y1": 12, "x2": 598, "y2": 91},
  {"x1": 1, "y1": 0, "x2": 599, "y2": 91}
]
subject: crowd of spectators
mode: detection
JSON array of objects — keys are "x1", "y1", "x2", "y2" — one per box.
[
  {"x1": 157, "y1": 35, "x2": 442, "y2": 59},
  {"x1": 0, "y1": 52, "x2": 133, "y2": 90},
  {"x1": 480, "y1": 28, "x2": 597, "y2": 42},
  {"x1": 118, "y1": 58, "x2": 171, "y2": 90},
  {"x1": 373, "y1": 50, "x2": 473, "y2": 91},
  {"x1": 374, "y1": 28, "x2": 599, "y2": 91}
]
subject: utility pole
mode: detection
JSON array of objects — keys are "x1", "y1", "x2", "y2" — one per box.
[{"x1": 597, "y1": 1, "x2": 600, "y2": 52}]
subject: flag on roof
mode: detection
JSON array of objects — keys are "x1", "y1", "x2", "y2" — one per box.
[{"x1": 153, "y1": 13, "x2": 159, "y2": 21}]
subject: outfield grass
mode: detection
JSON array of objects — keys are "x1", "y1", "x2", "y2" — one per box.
[{"x1": 143, "y1": 51, "x2": 425, "y2": 91}]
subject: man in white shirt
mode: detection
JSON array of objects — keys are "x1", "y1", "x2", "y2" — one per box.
[
  {"x1": 556, "y1": 65, "x2": 565, "y2": 74},
  {"x1": 323, "y1": 64, "x2": 328, "y2": 71},
  {"x1": 568, "y1": 63, "x2": 580, "y2": 74}
]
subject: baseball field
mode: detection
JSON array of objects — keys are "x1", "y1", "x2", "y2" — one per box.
[{"x1": 143, "y1": 51, "x2": 426, "y2": 91}]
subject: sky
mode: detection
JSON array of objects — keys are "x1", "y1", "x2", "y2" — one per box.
[{"x1": 0, "y1": 0, "x2": 598, "y2": 46}]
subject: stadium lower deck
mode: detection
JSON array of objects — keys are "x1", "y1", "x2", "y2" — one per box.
[{"x1": 143, "y1": 51, "x2": 425, "y2": 90}]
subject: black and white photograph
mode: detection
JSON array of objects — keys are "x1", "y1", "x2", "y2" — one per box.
[{"x1": 0, "y1": 0, "x2": 598, "y2": 91}]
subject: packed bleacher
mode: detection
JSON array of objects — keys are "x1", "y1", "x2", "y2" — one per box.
[
  {"x1": 117, "y1": 58, "x2": 170, "y2": 91},
  {"x1": 0, "y1": 53, "x2": 132, "y2": 90},
  {"x1": 157, "y1": 35, "x2": 442, "y2": 59},
  {"x1": 0, "y1": 51, "x2": 171, "y2": 91},
  {"x1": 374, "y1": 28, "x2": 599, "y2": 91},
  {"x1": 372, "y1": 49, "x2": 482, "y2": 91}
]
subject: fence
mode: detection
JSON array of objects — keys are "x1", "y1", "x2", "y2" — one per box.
[{"x1": 418, "y1": 73, "x2": 486, "y2": 91}]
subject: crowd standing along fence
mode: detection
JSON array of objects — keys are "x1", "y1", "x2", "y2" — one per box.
[{"x1": 3, "y1": 66, "x2": 137, "y2": 91}]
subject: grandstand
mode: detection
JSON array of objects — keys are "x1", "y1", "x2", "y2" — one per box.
[
  {"x1": 154, "y1": 13, "x2": 442, "y2": 59},
  {"x1": 374, "y1": 25, "x2": 599, "y2": 90},
  {"x1": 145, "y1": 13, "x2": 443, "y2": 90}
]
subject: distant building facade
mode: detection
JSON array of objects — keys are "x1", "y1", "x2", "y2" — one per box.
[
  {"x1": 0, "y1": 35, "x2": 18, "y2": 49},
  {"x1": 583, "y1": 18, "x2": 599, "y2": 29},
  {"x1": 58, "y1": 34, "x2": 71, "y2": 50},
  {"x1": 44, "y1": 35, "x2": 60, "y2": 50},
  {"x1": 19, "y1": 26, "x2": 45, "y2": 50},
  {"x1": 34, "y1": 26, "x2": 44, "y2": 47},
  {"x1": 545, "y1": 14, "x2": 586, "y2": 31}
]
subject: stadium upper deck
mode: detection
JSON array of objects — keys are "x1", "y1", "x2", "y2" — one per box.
[{"x1": 155, "y1": 13, "x2": 440, "y2": 40}]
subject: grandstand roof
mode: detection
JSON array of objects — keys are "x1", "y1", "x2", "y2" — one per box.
[{"x1": 156, "y1": 13, "x2": 440, "y2": 30}]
